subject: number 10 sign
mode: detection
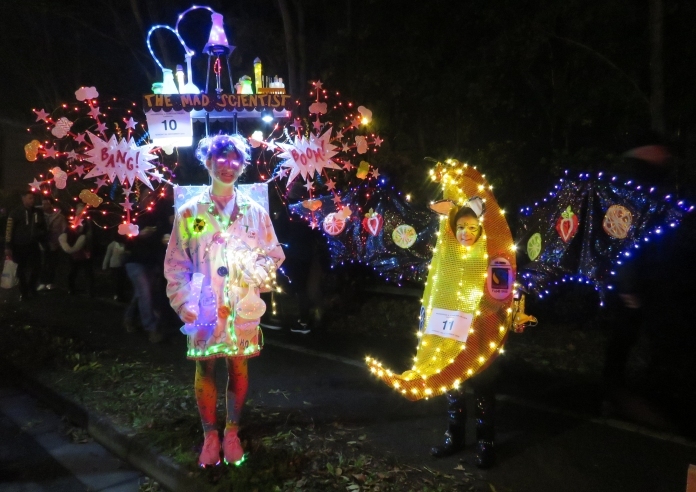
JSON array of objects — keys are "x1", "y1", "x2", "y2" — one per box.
[
  {"x1": 145, "y1": 110, "x2": 193, "y2": 148},
  {"x1": 424, "y1": 308, "x2": 473, "y2": 342}
]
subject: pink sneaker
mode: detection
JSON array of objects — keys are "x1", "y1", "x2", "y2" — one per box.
[
  {"x1": 223, "y1": 429, "x2": 244, "y2": 464},
  {"x1": 198, "y1": 431, "x2": 221, "y2": 467}
]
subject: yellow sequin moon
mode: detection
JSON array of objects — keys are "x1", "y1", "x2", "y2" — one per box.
[{"x1": 366, "y1": 160, "x2": 517, "y2": 401}]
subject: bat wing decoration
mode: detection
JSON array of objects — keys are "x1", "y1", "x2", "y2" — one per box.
[
  {"x1": 289, "y1": 187, "x2": 439, "y2": 285},
  {"x1": 516, "y1": 171, "x2": 691, "y2": 306}
]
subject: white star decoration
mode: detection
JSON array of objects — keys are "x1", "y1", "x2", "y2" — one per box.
[
  {"x1": 124, "y1": 117, "x2": 137, "y2": 130},
  {"x1": 29, "y1": 179, "x2": 42, "y2": 190},
  {"x1": 276, "y1": 129, "x2": 341, "y2": 186},
  {"x1": 83, "y1": 132, "x2": 157, "y2": 189},
  {"x1": 149, "y1": 169, "x2": 164, "y2": 182},
  {"x1": 372, "y1": 168, "x2": 381, "y2": 179}
]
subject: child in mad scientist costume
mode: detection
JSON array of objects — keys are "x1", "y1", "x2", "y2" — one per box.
[{"x1": 164, "y1": 134, "x2": 284, "y2": 466}]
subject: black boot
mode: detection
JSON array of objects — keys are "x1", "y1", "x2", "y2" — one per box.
[
  {"x1": 431, "y1": 390, "x2": 466, "y2": 457},
  {"x1": 474, "y1": 394, "x2": 496, "y2": 469}
]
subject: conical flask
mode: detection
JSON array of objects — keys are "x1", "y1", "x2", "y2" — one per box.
[{"x1": 236, "y1": 285, "x2": 266, "y2": 319}]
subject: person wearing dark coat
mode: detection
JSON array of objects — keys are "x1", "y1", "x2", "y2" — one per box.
[{"x1": 4, "y1": 190, "x2": 46, "y2": 300}]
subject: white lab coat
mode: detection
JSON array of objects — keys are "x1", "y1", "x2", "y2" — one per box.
[{"x1": 164, "y1": 188, "x2": 284, "y2": 360}]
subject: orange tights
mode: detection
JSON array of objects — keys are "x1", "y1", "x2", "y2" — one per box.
[{"x1": 194, "y1": 358, "x2": 248, "y2": 433}]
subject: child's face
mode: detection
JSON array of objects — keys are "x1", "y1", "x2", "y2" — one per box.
[
  {"x1": 456, "y1": 216, "x2": 481, "y2": 246},
  {"x1": 207, "y1": 150, "x2": 244, "y2": 185}
]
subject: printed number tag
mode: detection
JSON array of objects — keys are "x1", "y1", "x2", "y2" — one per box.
[
  {"x1": 145, "y1": 109, "x2": 193, "y2": 147},
  {"x1": 424, "y1": 308, "x2": 473, "y2": 342}
]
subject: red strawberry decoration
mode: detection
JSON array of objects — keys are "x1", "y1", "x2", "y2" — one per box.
[
  {"x1": 362, "y1": 208, "x2": 383, "y2": 236},
  {"x1": 555, "y1": 206, "x2": 579, "y2": 242}
]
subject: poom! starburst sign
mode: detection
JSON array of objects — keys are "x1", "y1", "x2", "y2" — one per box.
[{"x1": 275, "y1": 129, "x2": 341, "y2": 187}]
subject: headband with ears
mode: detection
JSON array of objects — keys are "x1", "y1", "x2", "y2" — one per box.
[{"x1": 429, "y1": 196, "x2": 485, "y2": 218}]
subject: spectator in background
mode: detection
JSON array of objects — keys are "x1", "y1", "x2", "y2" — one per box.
[
  {"x1": 4, "y1": 190, "x2": 46, "y2": 300},
  {"x1": 59, "y1": 203, "x2": 94, "y2": 296},
  {"x1": 123, "y1": 188, "x2": 170, "y2": 343},
  {"x1": 602, "y1": 139, "x2": 686, "y2": 432},
  {"x1": 0, "y1": 207, "x2": 7, "y2": 252},
  {"x1": 102, "y1": 232, "x2": 127, "y2": 301},
  {"x1": 38, "y1": 197, "x2": 67, "y2": 291},
  {"x1": 263, "y1": 179, "x2": 322, "y2": 334}
]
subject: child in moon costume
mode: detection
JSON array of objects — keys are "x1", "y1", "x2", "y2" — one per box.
[{"x1": 164, "y1": 134, "x2": 284, "y2": 467}]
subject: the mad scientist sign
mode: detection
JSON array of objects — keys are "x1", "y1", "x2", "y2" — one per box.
[{"x1": 142, "y1": 93, "x2": 295, "y2": 112}]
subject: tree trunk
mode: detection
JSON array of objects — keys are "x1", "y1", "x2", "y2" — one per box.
[
  {"x1": 277, "y1": 0, "x2": 299, "y2": 98},
  {"x1": 649, "y1": 0, "x2": 665, "y2": 135},
  {"x1": 293, "y1": 0, "x2": 307, "y2": 106}
]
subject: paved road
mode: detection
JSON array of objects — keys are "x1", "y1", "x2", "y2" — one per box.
[
  {"x1": 0, "y1": 380, "x2": 143, "y2": 492},
  {"x1": 2, "y1": 287, "x2": 696, "y2": 491}
]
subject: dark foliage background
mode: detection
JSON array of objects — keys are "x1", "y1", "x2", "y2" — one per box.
[{"x1": 1, "y1": 0, "x2": 695, "y2": 209}]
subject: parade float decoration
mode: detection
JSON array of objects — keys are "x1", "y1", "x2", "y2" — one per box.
[
  {"x1": 24, "y1": 5, "x2": 298, "y2": 236},
  {"x1": 143, "y1": 5, "x2": 294, "y2": 150},
  {"x1": 25, "y1": 87, "x2": 173, "y2": 234}
]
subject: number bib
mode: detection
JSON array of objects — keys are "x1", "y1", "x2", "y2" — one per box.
[
  {"x1": 424, "y1": 308, "x2": 473, "y2": 342},
  {"x1": 145, "y1": 109, "x2": 193, "y2": 147}
]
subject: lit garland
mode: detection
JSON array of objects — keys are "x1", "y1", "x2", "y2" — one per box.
[
  {"x1": 25, "y1": 87, "x2": 176, "y2": 234},
  {"x1": 366, "y1": 160, "x2": 518, "y2": 401}
]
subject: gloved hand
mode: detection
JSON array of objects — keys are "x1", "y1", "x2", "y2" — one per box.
[
  {"x1": 241, "y1": 256, "x2": 270, "y2": 286},
  {"x1": 179, "y1": 304, "x2": 199, "y2": 324}
]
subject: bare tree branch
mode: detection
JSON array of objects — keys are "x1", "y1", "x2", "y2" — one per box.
[{"x1": 547, "y1": 33, "x2": 650, "y2": 107}]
